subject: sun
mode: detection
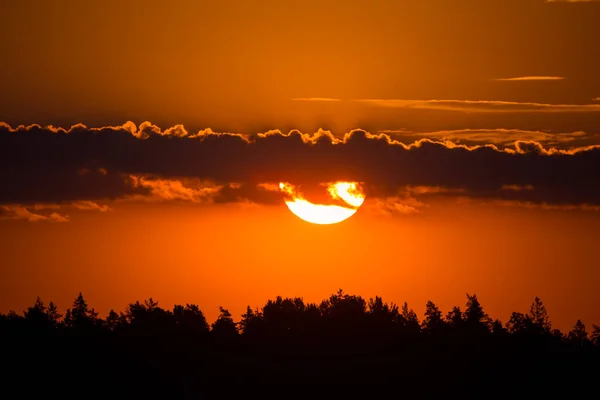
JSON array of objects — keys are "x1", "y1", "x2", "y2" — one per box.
[{"x1": 279, "y1": 181, "x2": 365, "y2": 225}]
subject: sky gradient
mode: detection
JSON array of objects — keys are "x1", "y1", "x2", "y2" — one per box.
[{"x1": 1, "y1": 0, "x2": 600, "y2": 331}]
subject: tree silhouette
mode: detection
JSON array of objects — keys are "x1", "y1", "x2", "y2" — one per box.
[
  {"x1": 463, "y1": 293, "x2": 490, "y2": 333},
  {"x1": 239, "y1": 305, "x2": 262, "y2": 337},
  {"x1": 105, "y1": 309, "x2": 126, "y2": 332},
  {"x1": 568, "y1": 320, "x2": 588, "y2": 346},
  {"x1": 173, "y1": 304, "x2": 209, "y2": 336},
  {"x1": 211, "y1": 307, "x2": 238, "y2": 344},
  {"x1": 528, "y1": 297, "x2": 551, "y2": 334},
  {"x1": 506, "y1": 312, "x2": 531, "y2": 335},
  {"x1": 422, "y1": 301, "x2": 446, "y2": 335},
  {"x1": 6, "y1": 310, "x2": 22, "y2": 322},
  {"x1": 320, "y1": 289, "x2": 369, "y2": 342},
  {"x1": 257, "y1": 296, "x2": 316, "y2": 347},
  {"x1": 551, "y1": 328, "x2": 566, "y2": 342},
  {"x1": 320, "y1": 289, "x2": 367, "y2": 320},
  {"x1": 46, "y1": 302, "x2": 61, "y2": 328},
  {"x1": 1, "y1": 289, "x2": 599, "y2": 397},
  {"x1": 368, "y1": 296, "x2": 400, "y2": 328},
  {"x1": 491, "y1": 319, "x2": 508, "y2": 337},
  {"x1": 401, "y1": 302, "x2": 420, "y2": 335},
  {"x1": 24, "y1": 297, "x2": 51, "y2": 331},
  {"x1": 591, "y1": 325, "x2": 600, "y2": 347},
  {"x1": 125, "y1": 298, "x2": 174, "y2": 335},
  {"x1": 65, "y1": 292, "x2": 99, "y2": 331},
  {"x1": 24, "y1": 297, "x2": 45, "y2": 317},
  {"x1": 446, "y1": 306, "x2": 464, "y2": 328}
]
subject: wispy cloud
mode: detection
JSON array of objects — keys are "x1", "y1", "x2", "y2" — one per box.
[
  {"x1": 379, "y1": 128, "x2": 590, "y2": 147},
  {"x1": 355, "y1": 99, "x2": 600, "y2": 113},
  {"x1": 130, "y1": 177, "x2": 222, "y2": 203},
  {"x1": 365, "y1": 196, "x2": 426, "y2": 216},
  {"x1": 71, "y1": 201, "x2": 111, "y2": 212},
  {"x1": 547, "y1": 0, "x2": 600, "y2": 3},
  {"x1": 488, "y1": 200, "x2": 600, "y2": 212},
  {"x1": 0, "y1": 205, "x2": 69, "y2": 222},
  {"x1": 594, "y1": 97, "x2": 600, "y2": 101},
  {"x1": 290, "y1": 97, "x2": 341, "y2": 102},
  {"x1": 0, "y1": 200, "x2": 113, "y2": 222},
  {"x1": 494, "y1": 76, "x2": 565, "y2": 81},
  {"x1": 501, "y1": 184, "x2": 535, "y2": 192}
]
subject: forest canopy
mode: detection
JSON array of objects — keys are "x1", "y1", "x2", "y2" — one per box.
[{"x1": 2, "y1": 290, "x2": 598, "y2": 397}]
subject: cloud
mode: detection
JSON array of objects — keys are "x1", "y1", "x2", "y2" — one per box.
[
  {"x1": 594, "y1": 98, "x2": 600, "y2": 101},
  {"x1": 1, "y1": 122, "x2": 600, "y2": 212},
  {"x1": 71, "y1": 201, "x2": 111, "y2": 212},
  {"x1": 466, "y1": 198, "x2": 600, "y2": 213},
  {"x1": 130, "y1": 177, "x2": 222, "y2": 203},
  {"x1": 125, "y1": 178, "x2": 285, "y2": 206},
  {"x1": 547, "y1": 0, "x2": 600, "y2": 3},
  {"x1": 354, "y1": 99, "x2": 600, "y2": 113},
  {"x1": 494, "y1": 76, "x2": 565, "y2": 81},
  {"x1": 0, "y1": 201, "x2": 112, "y2": 223},
  {"x1": 363, "y1": 185, "x2": 454, "y2": 215},
  {"x1": 0, "y1": 165, "x2": 145, "y2": 205},
  {"x1": 0, "y1": 205, "x2": 69, "y2": 222},
  {"x1": 379, "y1": 128, "x2": 593, "y2": 148},
  {"x1": 290, "y1": 98, "x2": 341, "y2": 102},
  {"x1": 366, "y1": 197, "x2": 424, "y2": 216},
  {"x1": 501, "y1": 184, "x2": 535, "y2": 192}
]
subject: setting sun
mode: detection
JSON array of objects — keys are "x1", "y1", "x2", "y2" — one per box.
[{"x1": 279, "y1": 181, "x2": 365, "y2": 225}]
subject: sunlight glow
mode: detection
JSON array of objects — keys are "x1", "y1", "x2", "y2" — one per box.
[
  {"x1": 327, "y1": 182, "x2": 365, "y2": 208},
  {"x1": 279, "y1": 181, "x2": 365, "y2": 225}
]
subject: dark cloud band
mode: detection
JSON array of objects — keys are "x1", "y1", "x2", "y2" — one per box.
[{"x1": 1, "y1": 122, "x2": 599, "y2": 207}]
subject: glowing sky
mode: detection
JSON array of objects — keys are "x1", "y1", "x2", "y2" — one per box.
[{"x1": 1, "y1": 0, "x2": 600, "y2": 331}]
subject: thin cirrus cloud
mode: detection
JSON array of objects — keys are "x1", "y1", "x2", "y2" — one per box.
[
  {"x1": 354, "y1": 99, "x2": 600, "y2": 113},
  {"x1": 1, "y1": 121, "x2": 600, "y2": 221},
  {"x1": 130, "y1": 176, "x2": 222, "y2": 203},
  {"x1": 290, "y1": 97, "x2": 341, "y2": 102},
  {"x1": 289, "y1": 97, "x2": 600, "y2": 114},
  {"x1": 71, "y1": 200, "x2": 111, "y2": 212},
  {"x1": 0, "y1": 205, "x2": 69, "y2": 223},
  {"x1": 493, "y1": 76, "x2": 565, "y2": 81},
  {"x1": 0, "y1": 201, "x2": 110, "y2": 223},
  {"x1": 378, "y1": 128, "x2": 592, "y2": 148}
]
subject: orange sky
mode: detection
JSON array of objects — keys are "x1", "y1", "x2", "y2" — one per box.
[
  {"x1": 1, "y1": 0, "x2": 600, "y2": 133},
  {"x1": 1, "y1": 0, "x2": 600, "y2": 332},
  {"x1": 2, "y1": 198, "x2": 599, "y2": 331}
]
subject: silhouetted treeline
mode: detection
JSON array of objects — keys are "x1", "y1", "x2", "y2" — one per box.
[{"x1": 1, "y1": 290, "x2": 599, "y2": 397}]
